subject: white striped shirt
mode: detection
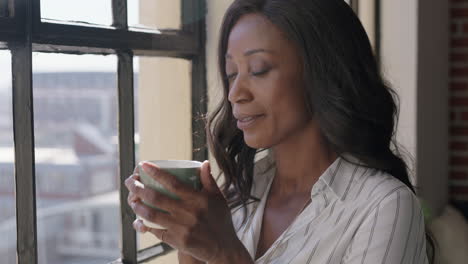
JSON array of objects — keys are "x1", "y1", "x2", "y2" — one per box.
[{"x1": 231, "y1": 153, "x2": 429, "y2": 264}]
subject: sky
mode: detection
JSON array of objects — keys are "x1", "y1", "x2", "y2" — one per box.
[{"x1": 0, "y1": 0, "x2": 142, "y2": 90}]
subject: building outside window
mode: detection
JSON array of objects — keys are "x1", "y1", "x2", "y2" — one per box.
[{"x1": 0, "y1": 1, "x2": 206, "y2": 263}]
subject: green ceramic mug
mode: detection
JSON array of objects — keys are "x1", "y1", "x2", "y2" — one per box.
[{"x1": 137, "y1": 160, "x2": 202, "y2": 229}]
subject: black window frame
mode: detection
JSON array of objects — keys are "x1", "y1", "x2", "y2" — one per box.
[{"x1": 1, "y1": 0, "x2": 207, "y2": 263}]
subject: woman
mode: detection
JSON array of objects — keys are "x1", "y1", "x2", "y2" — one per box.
[{"x1": 125, "y1": 0, "x2": 433, "y2": 263}]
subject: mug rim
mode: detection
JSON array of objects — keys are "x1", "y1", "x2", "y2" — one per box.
[{"x1": 140, "y1": 160, "x2": 203, "y2": 169}]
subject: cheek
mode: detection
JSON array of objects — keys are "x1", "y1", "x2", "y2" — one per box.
[
  {"x1": 242, "y1": 70, "x2": 308, "y2": 148},
  {"x1": 271, "y1": 103, "x2": 309, "y2": 133},
  {"x1": 269, "y1": 80, "x2": 309, "y2": 130}
]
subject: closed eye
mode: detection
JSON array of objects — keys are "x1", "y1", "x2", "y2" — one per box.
[
  {"x1": 226, "y1": 73, "x2": 237, "y2": 81},
  {"x1": 251, "y1": 68, "x2": 270, "y2": 76},
  {"x1": 226, "y1": 68, "x2": 269, "y2": 82}
]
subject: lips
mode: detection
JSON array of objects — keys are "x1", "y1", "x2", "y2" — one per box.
[
  {"x1": 235, "y1": 114, "x2": 265, "y2": 130},
  {"x1": 234, "y1": 112, "x2": 263, "y2": 120},
  {"x1": 239, "y1": 116, "x2": 257, "y2": 122}
]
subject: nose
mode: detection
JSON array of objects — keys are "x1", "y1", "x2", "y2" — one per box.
[{"x1": 227, "y1": 75, "x2": 253, "y2": 104}]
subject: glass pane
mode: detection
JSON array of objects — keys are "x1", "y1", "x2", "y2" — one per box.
[
  {"x1": 128, "y1": 0, "x2": 181, "y2": 31},
  {"x1": 134, "y1": 58, "x2": 140, "y2": 163},
  {"x1": 0, "y1": 50, "x2": 15, "y2": 264},
  {"x1": 33, "y1": 53, "x2": 120, "y2": 264},
  {"x1": 134, "y1": 56, "x2": 191, "y2": 263},
  {"x1": 41, "y1": 0, "x2": 112, "y2": 25},
  {"x1": 133, "y1": 57, "x2": 141, "y2": 251}
]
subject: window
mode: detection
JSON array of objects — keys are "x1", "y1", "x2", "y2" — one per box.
[
  {"x1": 0, "y1": 50, "x2": 15, "y2": 264},
  {"x1": 0, "y1": 0, "x2": 207, "y2": 263},
  {"x1": 40, "y1": 0, "x2": 113, "y2": 26},
  {"x1": 33, "y1": 53, "x2": 120, "y2": 264},
  {"x1": 128, "y1": 0, "x2": 182, "y2": 30}
]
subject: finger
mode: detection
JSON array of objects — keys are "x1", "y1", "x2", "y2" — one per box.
[
  {"x1": 127, "y1": 191, "x2": 140, "y2": 205},
  {"x1": 148, "y1": 228, "x2": 174, "y2": 246},
  {"x1": 126, "y1": 176, "x2": 181, "y2": 212},
  {"x1": 130, "y1": 200, "x2": 173, "y2": 229},
  {"x1": 124, "y1": 173, "x2": 140, "y2": 190},
  {"x1": 200, "y1": 160, "x2": 222, "y2": 195},
  {"x1": 133, "y1": 218, "x2": 149, "y2": 233},
  {"x1": 141, "y1": 162, "x2": 196, "y2": 199},
  {"x1": 133, "y1": 163, "x2": 140, "y2": 175}
]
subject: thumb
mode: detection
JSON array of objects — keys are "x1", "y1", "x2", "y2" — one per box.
[{"x1": 200, "y1": 160, "x2": 221, "y2": 195}]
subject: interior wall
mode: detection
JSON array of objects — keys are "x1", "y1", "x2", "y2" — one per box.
[
  {"x1": 381, "y1": 0, "x2": 449, "y2": 217},
  {"x1": 381, "y1": 0, "x2": 418, "y2": 178},
  {"x1": 358, "y1": 0, "x2": 376, "y2": 48},
  {"x1": 416, "y1": 0, "x2": 449, "y2": 218}
]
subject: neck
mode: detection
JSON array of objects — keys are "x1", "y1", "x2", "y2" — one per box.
[{"x1": 270, "y1": 120, "x2": 337, "y2": 197}]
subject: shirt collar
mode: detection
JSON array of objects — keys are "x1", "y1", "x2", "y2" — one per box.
[
  {"x1": 257, "y1": 151, "x2": 364, "y2": 202},
  {"x1": 314, "y1": 153, "x2": 364, "y2": 201}
]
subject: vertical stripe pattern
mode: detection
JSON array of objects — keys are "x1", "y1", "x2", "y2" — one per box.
[{"x1": 231, "y1": 154, "x2": 429, "y2": 264}]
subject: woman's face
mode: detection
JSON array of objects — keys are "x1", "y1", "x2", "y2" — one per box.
[{"x1": 226, "y1": 13, "x2": 311, "y2": 149}]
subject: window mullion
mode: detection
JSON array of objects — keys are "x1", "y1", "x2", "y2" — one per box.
[
  {"x1": 0, "y1": 17, "x2": 22, "y2": 41},
  {"x1": 182, "y1": 0, "x2": 208, "y2": 162},
  {"x1": 0, "y1": 0, "x2": 9, "y2": 17},
  {"x1": 112, "y1": 0, "x2": 127, "y2": 30},
  {"x1": 117, "y1": 51, "x2": 137, "y2": 264},
  {"x1": 32, "y1": 0, "x2": 40, "y2": 23},
  {"x1": 12, "y1": 44, "x2": 38, "y2": 264},
  {"x1": 32, "y1": 22, "x2": 197, "y2": 57},
  {"x1": 113, "y1": 1, "x2": 137, "y2": 263},
  {"x1": 13, "y1": 0, "x2": 37, "y2": 263}
]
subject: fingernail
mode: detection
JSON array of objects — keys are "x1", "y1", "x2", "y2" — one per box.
[
  {"x1": 137, "y1": 220, "x2": 148, "y2": 233},
  {"x1": 136, "y1": 221, "x2": 143, "y2": 232},
  {"x1": 142, "y1": 162, "x2": 157, "y2": 174},
  {"x1": 133, "y1": 219, "x2": 143, "y2": 232},
  {"x1": 134, "y1": 180, "x2": 145, "y2": 189}
]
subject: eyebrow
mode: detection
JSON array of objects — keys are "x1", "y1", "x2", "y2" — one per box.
[{"x1": 225, "y1": 48, "x2": 273, "y2": 59}]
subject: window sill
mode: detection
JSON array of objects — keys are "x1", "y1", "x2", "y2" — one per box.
[{"x1": 109, "y1": 242, "x2": 175, "y2": 264}]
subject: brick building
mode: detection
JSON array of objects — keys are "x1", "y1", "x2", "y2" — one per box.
[{"x1": 450, "y1": 0, "x2": 468, "y2": 218}]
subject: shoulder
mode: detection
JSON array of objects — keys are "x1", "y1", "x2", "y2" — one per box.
[
  {"x1": 329, "y1": 154, "x2": 421, "y2": 213},
  {"x1": 341, "y1": 169, "x2": 428, "y2": 263},
  {"x1": 354, "y1": 168, "x2": 418, "y2": 207},
  {"x1": 342, "y1": 165, "x2": 424, "y2": 229}
]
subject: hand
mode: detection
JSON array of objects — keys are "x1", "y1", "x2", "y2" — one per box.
[{"x1": 125, "y1": 160, "x2": 241, "y2": 263}]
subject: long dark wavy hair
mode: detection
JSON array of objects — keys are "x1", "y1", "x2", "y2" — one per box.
[{"x1": 206, "y1": 0, "x2": 435, "y2": 261}]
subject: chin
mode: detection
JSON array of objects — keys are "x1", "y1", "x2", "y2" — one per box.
[{"x1": 243, "y1": 134, "x2": 272, "y2": 149}]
